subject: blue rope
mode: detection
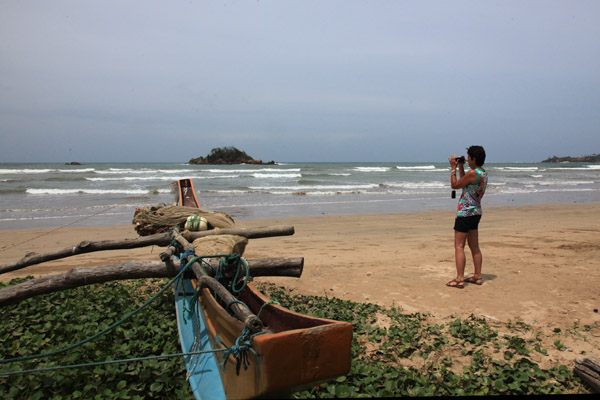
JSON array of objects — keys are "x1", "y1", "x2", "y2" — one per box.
[
  {"x1": 215, "y1": 254, "x2": 249, "y2": 294},
  {"x1": 1, "y1": 247, "x2": 266, "y2": 379},
  {"x1": 220, "y1": 328, "x2": 267, "y2": 375},
  {"x1": 0, "y1": 348, "x2": 228, "y2": 377},
  {"x1": 0, "y1": 258, "x2": 197, "y2": 366},
  {"x1": 177, "y1": 253, "x2": 265, "y2": 377}
]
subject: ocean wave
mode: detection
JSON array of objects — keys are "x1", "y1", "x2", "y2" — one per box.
[
  {"x1": 395, "y1": 165, "x2": 440, "y2": 171},
  {"x1": 251, "y1": 173, "x2": 302, "y2": 179},
  {"x1": 86, "y1": 175, "x2": 239, "y2": 182},
  {"x1": 497, "y1": 187, "x2": 597, "y2": 195},
  {"x1": 0, "y1": 168, "x2": 96, "y2": 174},
  {"x1": 285, "y1": 190, "x2": 367, "y2": 196},
  {"x1": 26, "y1": 188, "x2": 171, "y2": 195},
  {"x1": 94, "y1": 168, "x2": 197, "y2": 175},
  {"x1": 382, "y1": 182, "x2": 447, "y2": 189},
  {"x1": 496, "y1": 167, "x2": 540, "y2": 171},
  {"x1": 250, "y1": 183, "x2": 379, "y2": 191},
  {"x1": 0, "y1": 210, "x2": 132, "y2": 223},
  {"x1": 536, "y1": 180, "x2": 595, "y2": 186},
  {"x1": 353, "y1": 167, "x2": 390, "y2": 172},
  {"x1": 547, "y1": 166, "x2": 600, "y2": 171},
  {"x1": 204, "y1": 168, "x2": 301, "y2": 173}
]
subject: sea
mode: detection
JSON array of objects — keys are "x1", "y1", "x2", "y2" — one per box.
[{"x1": 1, "y1": 162, "x2": 599, "y2": 230}]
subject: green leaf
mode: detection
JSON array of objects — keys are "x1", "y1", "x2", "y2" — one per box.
[{"x1": 334, "y1": 384, "x2": 351, "y2": 397}]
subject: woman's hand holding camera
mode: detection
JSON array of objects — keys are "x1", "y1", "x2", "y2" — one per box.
[{"x1": 449, "y1": 154, "x2": 466, "y2": 170}]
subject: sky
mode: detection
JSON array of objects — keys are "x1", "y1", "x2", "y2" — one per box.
[{"x1": 1, "y1": 0, "x2": 599, "y2": 163}]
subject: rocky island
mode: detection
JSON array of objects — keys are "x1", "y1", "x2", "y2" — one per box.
[
  {"x1": 541, "y1": 154, "x2": 600, "y2": 163},
  {"x1": 189, "y1": 146, "x2": 276, "y2": 165}
]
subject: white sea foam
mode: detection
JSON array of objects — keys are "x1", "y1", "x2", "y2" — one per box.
[
  {"x1": 353, "y1": 167, "x2": 390, "y2": 172},
  {"x1": 498, "y1": 187, "x2": 597, "y2": 194},
  {"x1": 250, "y1": 184, "x2": 379, "y2": 191},
  {"x1": 0, "y1": 168, "x2": 95, "y2": 174},
  {"x1": 204, "y1": 168, "x2": 301, "y2": 173},
  {"x1": 497, "y1": 167, "x2": 540, "y2": 171},
  {"x1": 548, "y1": 165, "x2": 600, "y2": 171},
  {"x1": 383, "y1": 182, "x2": 446, "y2": 189},
  {"x1": 536, "y1": 180, "x2": 595, "y2": 186},
  {"x1": 251, "y1": 173, "x2": 302, "y2": 179},
  {"x1": 395, "y1": 165, "x2": 438, "y2": 171},
  {"x1": 3, "y1": 161, "x2": 600, "y2": 229},
  {"x1": 94, "y1": 168, "x2": 196, "y2": 175},
  {"x1": 26, "y1": 188, "x2": 170, "y2": 195}
]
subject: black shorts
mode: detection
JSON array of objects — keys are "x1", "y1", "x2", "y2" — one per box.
[{"x1": 454, "y1": 215, "x2": 482, "y2": 233}]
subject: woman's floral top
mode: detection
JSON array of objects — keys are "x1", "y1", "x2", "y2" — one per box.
[{"x1": 457, "y1": 168, "x2": 488, "y2": 217}]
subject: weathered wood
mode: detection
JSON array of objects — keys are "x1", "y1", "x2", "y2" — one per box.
[
  {"x1": 0, "y1": 257, "x2": 303, "y2": 307},
  {"x1": 575, "y1": 357, "x2": 600, "y2": 392},
  {"x1": 184, "y1": 225, "x2": 294, "y2": 241},
  {"x1": 0, "y1": 260, "x2": 176, "y2": 307},
  {"x1": 172, "y1": 230, "x2": 263, "y2": 333},
  {"x1": 0, "y1": 233, "x2": 171, "y2": 275},
  {"x1": 159, "y1": 246, "x2": 177, "y2": 262},
  {"x1": 0, "y1": 226, "x2": 295, "y2": 275},
  {"x1": 209, "y1": 257, "x2": 303, "y2": 279}
]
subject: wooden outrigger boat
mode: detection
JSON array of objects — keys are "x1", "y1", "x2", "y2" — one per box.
[
  {"x1": 173, "y1": 179, "x2": 353, "y2": 399},
  {"x1": 0, "y1": 179, "x2": 352, "y2": 399}
]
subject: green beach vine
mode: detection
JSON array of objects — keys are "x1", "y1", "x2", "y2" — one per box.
[{"x1": 0, "y1": 278, "x2": 594, "y2": 398}]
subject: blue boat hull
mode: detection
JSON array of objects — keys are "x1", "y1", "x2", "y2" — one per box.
[{"x1": 174, "y1": 278, "x2": 225, "y2": 400}]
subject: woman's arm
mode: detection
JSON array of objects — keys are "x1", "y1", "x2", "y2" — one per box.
[{"x1": 451, "y1": 169, "x2": 477, "y2": 189}]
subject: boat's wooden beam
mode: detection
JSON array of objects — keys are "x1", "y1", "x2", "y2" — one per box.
[
  {"x1": 0, "y1": 260, "x2": 177, "y2": 307},
  {"x1": 0, "y1": 257, "x2": 303, "y2": 307},
  {"x1": 184, "y1": 225, "x2": 294, "y2": 241},
  {"x1": 171, "y1": 230, "x2": 264, "y2": 333},
  {"x1": 0, "y1": 233, "x2": 171, "y2": 275},
  {"x1": 0, "y1": 226, "x2": 295, "y2": 275}
]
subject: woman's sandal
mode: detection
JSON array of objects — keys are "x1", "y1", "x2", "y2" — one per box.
[
  {"x1": 446, "y1": 279, "x2": 464, "y2": 289},
  {"x1": 465, "y1": 276, "x2": 483, "y2": 285}
]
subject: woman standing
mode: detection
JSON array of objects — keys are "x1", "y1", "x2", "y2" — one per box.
[{"x1": 446, "y1": 145, "x2": 488, "y2": 289}]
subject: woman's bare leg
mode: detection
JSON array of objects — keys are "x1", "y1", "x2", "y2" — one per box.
[
  {"x1": 454, "y1": 231, "x2": 468, "y2": 281},
  {"x1": 467, "y1": 229, "x2": 482, "y2": 279}
]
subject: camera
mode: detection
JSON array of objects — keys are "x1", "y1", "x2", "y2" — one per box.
[{"x1": 457, "y1": 156, "x2": 465, "y2": 163}]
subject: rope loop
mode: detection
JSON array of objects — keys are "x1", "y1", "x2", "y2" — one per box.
[
  {"x1": 216, "y1": 254, "x2": 249, "y2": 294},
  {"x1": 221, "y1": 328, "x2": 266, "y2": 375},
  {"x1": 257, "y1": 300, "x2": 281, "y2": 319}
]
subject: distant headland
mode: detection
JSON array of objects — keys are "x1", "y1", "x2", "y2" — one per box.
[
  {"x1": 189, "y1": 146, "x2": 276, "y2": 165},
  {"x1": 541, "y1": 154, "x2": 600, "y2": 163}
]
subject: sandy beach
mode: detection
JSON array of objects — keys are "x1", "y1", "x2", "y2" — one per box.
[{"x1": 1, "y1": 202, "x2": 599, "y2": 367}]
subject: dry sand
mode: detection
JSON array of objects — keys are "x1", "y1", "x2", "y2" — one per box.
[{"x1": 1, "y1": 202, "x2": 599, "y2": 367}]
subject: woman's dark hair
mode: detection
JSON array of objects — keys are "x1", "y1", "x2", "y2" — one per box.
[{"x1": 467, "y1": 145, "x2": 486, "y2": 166}]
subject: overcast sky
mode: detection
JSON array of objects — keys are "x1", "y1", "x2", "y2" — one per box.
[{"x1": 1, "y1": 0, "x2": 599, "y2": 163}]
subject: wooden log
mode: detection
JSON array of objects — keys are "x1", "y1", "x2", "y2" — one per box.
[
  {"x1": 184, "y1": 225, "x2": 294, "y2": 241},
  {"x1": 575, "y1": 357, "x2": 600, "y2": 392},
  {"x1": 208, "y1": 257, "x2": 303, "y2": 279},
  {"x1": 172, "y1": 230, "x2": 263, "y2": 333},
  {"x1": 0, "y1": 226, "x2": 295, "y2": 275},
  {"x1": 0, "y1": 260, "x2": 176, "y2": 307},
  {"x1": 0, "y1": 233, "x2": 171, "y2": 275},
  {"x1": 0, "y1": 257, "x2": 303, "y2": 307}
]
